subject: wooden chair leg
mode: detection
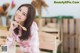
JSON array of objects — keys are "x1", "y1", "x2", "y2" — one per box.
[
  {"x1": 53, "y1": 39, "x2": 62, "y2": 53},
  {"x1": 52, "y1": 43, "x2": 57, "y2": 53}
]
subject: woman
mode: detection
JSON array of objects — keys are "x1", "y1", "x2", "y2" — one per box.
[{"x1": 6, "y1": 4, "x2": 39, "y2": 53}]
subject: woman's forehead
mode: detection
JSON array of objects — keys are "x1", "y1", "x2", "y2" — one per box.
[{"x1": 20, "y1": 6, "x2": 28, "y2": 12}]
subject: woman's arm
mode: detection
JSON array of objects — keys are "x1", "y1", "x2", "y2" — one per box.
[
  {"x1": 5, "y1": 30, "x2": 16, "y2": 47},
  {"x1": 6, "y1": 21, "x2": 19, "y2": 47}
]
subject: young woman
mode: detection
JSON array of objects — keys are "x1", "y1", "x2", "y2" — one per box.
[{"x1": 6, "y1": 4, "x2": 39, "y2": 53}]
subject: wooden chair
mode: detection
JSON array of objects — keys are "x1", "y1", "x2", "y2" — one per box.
[
  {"x1": 39, "y1": 32, "x2": 61, "y2": 53},
  {"x1": 39, "y1": 18, "x2": 61, "y2": 53}
]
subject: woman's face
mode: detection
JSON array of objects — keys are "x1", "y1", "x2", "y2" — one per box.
[{"x1": 14, "y1": 6, "x2": 28, "y2": 23}]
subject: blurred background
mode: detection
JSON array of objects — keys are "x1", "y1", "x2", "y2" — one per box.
[{"x1": 0, "y1": 0, "x2": 80, "y2": 53}]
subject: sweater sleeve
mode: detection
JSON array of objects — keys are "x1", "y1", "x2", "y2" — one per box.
[
  {"x1": 5, "y1": 31, "x2": 16, "y2": 51},
  {"x1": 20, "y1": 22, "x2": 40, "y2": 53}
]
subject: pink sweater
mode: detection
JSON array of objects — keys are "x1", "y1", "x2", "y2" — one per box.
[{"x1": 6, "y1": 22, "x2": 40, "y2": 53}]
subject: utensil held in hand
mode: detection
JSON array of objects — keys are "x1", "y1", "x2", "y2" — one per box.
[{"x1": 18, "y1": 23, "x2": 27, "y2": 31}]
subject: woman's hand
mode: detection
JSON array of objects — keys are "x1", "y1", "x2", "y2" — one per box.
[{"x1": 9, "y1": 21, "x2": 18, "y2": 31}]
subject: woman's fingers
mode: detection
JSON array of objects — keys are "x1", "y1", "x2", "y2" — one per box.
[{"x1": 10, "y1": 21, "x2": 18, "y2": 30}]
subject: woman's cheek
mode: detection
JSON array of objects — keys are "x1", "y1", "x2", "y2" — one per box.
[{"x1": 21, "y1": 17, "x2": 26, "y2": 21}]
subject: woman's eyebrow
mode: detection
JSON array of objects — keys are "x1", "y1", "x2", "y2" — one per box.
[{"x1": 18, "y1": 8, "x2": 21, "y2": 11}]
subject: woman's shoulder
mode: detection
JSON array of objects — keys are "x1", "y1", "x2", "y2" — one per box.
[
  {"x1": 30, "y1": 21, "x2": 39, "y2": 39},
  {"x1": 31, "y1": 21, "x2": 38, "y2": 30}
]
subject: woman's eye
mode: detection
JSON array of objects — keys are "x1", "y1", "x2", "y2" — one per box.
[{"x1": 23, "y1": 13, "x2": 26, "y2": 16}]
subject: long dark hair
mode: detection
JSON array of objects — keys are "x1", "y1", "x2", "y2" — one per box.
[{"x1": 14, "y1": 4, "x2": 35, "y2": 40}]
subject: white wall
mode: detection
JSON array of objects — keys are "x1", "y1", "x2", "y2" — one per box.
[
  {"x1": 42, "y1": 0, "x2": 80, "y2": 18},
  {"x1": 0, "y1": 0, "x2": 80, "y2": 18}
]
